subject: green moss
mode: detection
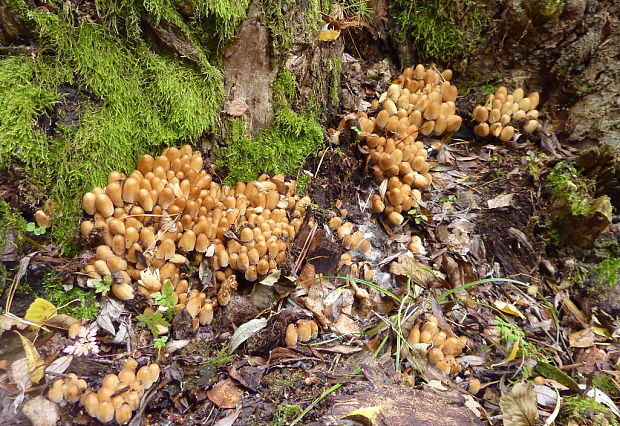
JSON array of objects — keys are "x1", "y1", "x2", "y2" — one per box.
[
  {"x1": 295, "y1": 172, "x2": 311, "y2": 195},
  {"x1": 1, "y1": 3, "x2": 224, "y2": 252},
  {"x1": 593, "y1": 375, "x2": 620, "y2": 399},
  {"x1": 259, "y1": 0, "x2": 295, "y2": 57},
  {"x1": 218, "y1": 70, "x2": 324, "y2": 184},
  {"x1": 392, "y1": 0, "x2": 490, "y2": 62},
  {"x1": 272, "y1": 404, "x2": 302, "y2": 426},
  {"x1": 191, "y1": 0, "x2": 250, "y2": 42},
  {"x1": 561, "y1": 396, "x2": 618, "y2": 426},
  {"x1": 331, "y1": 55, "x2": 342, "y2": 106},
  {"x1": 0, "y1": 200, "x2": 29, "y2": 252},
  {"x1": 574, "y1": 258, "x2": 620, "y2": 289},
  {"x1": 262, "y1": 369, "x2": 305, "y2": 401},
  {"x1": 547, "y1": 161, "x2": 593, "y2": 216},
  {"x1": 43, "y1": 270, "x2": 100, "y2": 320}
]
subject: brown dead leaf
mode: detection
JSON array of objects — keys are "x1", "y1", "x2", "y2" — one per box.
[
  {"x1": 22, "y1": 396, "x2": 59, "y2": 426},
  {"x1": 207, "y1": 379, "x2": 243, "y2": 409},
  {"x1": 332, "y1": 314, "x2": 360, "y2": 337},
  {"x1": 569, "y1": 327, "x2": 596, "y2": 348},
  {"x1": 390, "y1": 252, "x2": 437, "y2": 287},
  {"x1": 487, "y1": 193, "x2": 514, "y2": 209},
  {"x1": 316, "y1": 344, "x2": 363, "y2": 355},
  {"x1": 499, "y1": 382, "x2": 538, "y2": 426},
  {"x1": 494, "y1": 301, "x2": 525, "y2": 319},
  {"x1": 223, "y1": 99, "x2": 249, "y2": 117},
  {"x1": 42, "y1": 314, "x2": 79, "y2": 330}
]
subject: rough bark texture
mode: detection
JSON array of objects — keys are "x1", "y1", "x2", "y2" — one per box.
[
  {"x1": 223, "y1": 3, "x2": 278, "y2": 135},
  {"x1": 463, "y1": 0, "x2": 619, "y2": 147}
]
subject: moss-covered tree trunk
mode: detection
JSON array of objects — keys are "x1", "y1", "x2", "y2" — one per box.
[{"x1": 0, "y1": 0, "x2": 340, "y2": 250}]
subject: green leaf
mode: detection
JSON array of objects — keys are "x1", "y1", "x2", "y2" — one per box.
[
  {"x1": 25, "y1": 222, "x2": 36, "y2": 232},
  {"x1": 94, "y1": 274, "x2": 112, "y2": 294},
  {"x1": 535, "y1": 361, "x2": 581, "y2": 392},
  {"x1": 153, "y1": 336, "x2": 168, "y2": 349},
  {"x1": 136, "y1": 312, "x2": 170, "y2": 337},
  {"x1": 152, "y1": 280, "x2": 177, "y2": 320}
]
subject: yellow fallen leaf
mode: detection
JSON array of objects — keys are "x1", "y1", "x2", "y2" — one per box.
[
  {"x1": 318, "y1": 29, "x2": 341, "y2": 41},
  {"x1": 494, "y1": 301, "x2": 525, "y2": 319},
  {"x1": 491, "y1": 340, "x2": 520, "y2": 368},
  {"x1": 24, "y1": 298, "x2": 57, "y2": 327},
  {"x1": 344, "y1": 405, "x2": 381, "y2": 425},
  {"x1": 505, "y1": 340, "x2": 520, "y2": 362},
  {"x1": 17, "y1": 332, "x2": 44, "y2": 384}
]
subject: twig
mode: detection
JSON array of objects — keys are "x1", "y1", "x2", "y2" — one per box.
[{"x1": 292, "y1": 223, "x2": 318, "y2": 276}]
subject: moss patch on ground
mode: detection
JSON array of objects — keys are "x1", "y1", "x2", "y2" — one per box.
[{"x1": 561, "y1": 396, "x2": 618, "y2": 426}]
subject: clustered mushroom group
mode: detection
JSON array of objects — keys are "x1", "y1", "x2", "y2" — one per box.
[
  {"x1": 354, "y1": 64, "x2": 462, "y2": 226},
  {"x1": 406, "y1": 315, "x2": 467, "y2": 375},
  {"x1": 472, "y1": 86, "x2": 541, "y2": 140},
  {"x1": 407, "y1": 315, "x2": 467, "y2": 374},
  {"x1": 285, "y1": 318, "x2": 320, "y2": 347},
  {"x1": 48, "y1": 359, "x2": 159, "y2": 424},
  {"x1": 78, "y1": 146, "x2": 309, "y2": 317}
]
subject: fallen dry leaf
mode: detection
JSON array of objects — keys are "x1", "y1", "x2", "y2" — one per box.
[
  {"x1": 207, "y1": 379, "x2": 243, "y2": 409},
  {"x1": 343, "y1": 405, "x2": 381, "y2": 425},
  {"x1": 463, "y1": 394, "x2": 482, "y2": 417},
  {"x1": 494, "y1": 301, "x2": 525, "y2": 319},
  {"x1": 332, "y1": 314, "x2": 360, "y2": 337},
  {"x1": 24, "y1": 299, "x2": 57, "y2": 326},
  {"x1": 569, "y1": 327, "x2": 596, "y2": 348},
  {"x1": 16, "y1": 332, "x2": 44, "y2": 384},
  {"x1": 318, "y1": 29, "x2": 341, "y2": 41},
  {"x1": 487, "y1": 193, "x2": 514, "y2": 209},
  {"x1": 22, "y1": 396, "x2": 59, "y2": 426},
  {"x1": 499, "y1": 382, "x2": 538, "y2": 426},
  {"x1": 390, "y1": 252, "x2": 437, "y2": 287}
]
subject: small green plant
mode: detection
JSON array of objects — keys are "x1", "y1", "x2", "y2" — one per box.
[
  {"x1": 136, "y1": 312, "x2": 170, "y2": 337},
  {"x1": 407, "y1": 208, "x2": 428, "y2": 224},
  {"x1": 272, "y1": 404, "x2": 303, "y2": 426},
  {"x1": 151, "y1": 280, "x2": 178, "y2": 319},
  {"x1": 93, "y1": 274, "x2": 112, "y2": 294},
  {"x1": 153, "y1": 335, "x2": 168, "y2": 349},
  {"x1": 25, "y1": 221, "x2": 46, "y2": 236},
  {"x1": 495, "y1": 316, "x2": 536, "y2": 358},
  {"x1": 439, "y1": 194, "x2": 457, "y2": 204}
]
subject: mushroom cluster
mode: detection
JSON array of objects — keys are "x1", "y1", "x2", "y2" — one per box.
[
  {"x1": 406, "y1": 315, "x2": 467, "y2": 375},
  {"x1": 285, "y1": 318, "x2": 319, "y2": 347},
  {"x1": 79, "y1": 145, "x2": 309, "y2": 307},
  {"x1": 328, "y1": 216, "x2": 372, "y2": 254},
  {"x1": 48, "y1": 360, "x2": 159, "y2": 424},
  {"x1": 355, "y1": 65, "x2": 462, "y2": 225},
  {"x1": 472, "y1": 86, "x2": 541, "y2": 140}
]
